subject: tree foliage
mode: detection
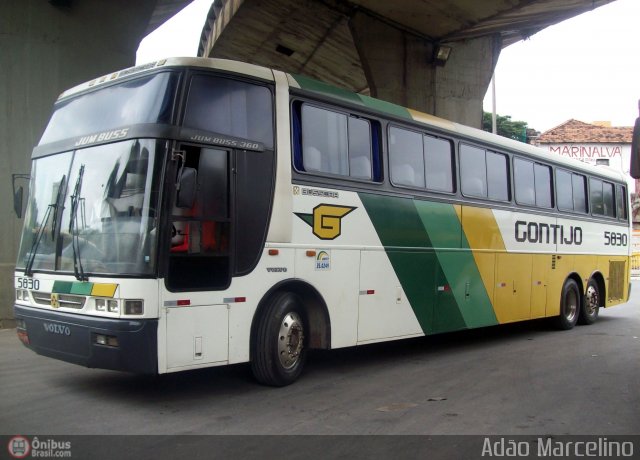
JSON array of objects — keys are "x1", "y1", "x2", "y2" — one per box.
[{"x1": 482, "y1": 112, "x2": 529, "y2": 143}]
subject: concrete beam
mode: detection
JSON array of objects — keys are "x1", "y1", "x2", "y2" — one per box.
[
  {"x1": 350, "y1": 11, "x2": 500, "y2": 128},
  {"x1": 0, "y1": 0, "x2": 157, "y2": 327}
]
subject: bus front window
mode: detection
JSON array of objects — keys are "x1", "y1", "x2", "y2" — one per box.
[{"x1": 16, "y1": 139, "x2": 163, "y2": 277}]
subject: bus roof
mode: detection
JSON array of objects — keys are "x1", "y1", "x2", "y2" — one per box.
[
  {"x1": 57, "y1": 57, "x2": 275, "y2": 101},
  {"x1": 58, "y1": 57, "x2": 627, "y2": 184}
]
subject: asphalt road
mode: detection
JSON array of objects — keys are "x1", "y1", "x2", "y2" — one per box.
[{"x1": 1, "y1": 284, "x2": 639, "y2": 439}]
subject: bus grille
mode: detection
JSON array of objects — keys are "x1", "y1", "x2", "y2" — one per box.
[
  {"x1": 32, "y1": 292, "x2": 86, "y2": 309},
  {"x1": 608, "y1": 261, "x2": 626, "y2": 301}
]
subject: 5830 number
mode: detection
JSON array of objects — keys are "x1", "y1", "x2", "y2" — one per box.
[
  {"x1": 17, "y1": 277, "x2": 40, "y2": 290},
  {"x1": 604, "y1": 231, "x2": 628, "y2": 246}
]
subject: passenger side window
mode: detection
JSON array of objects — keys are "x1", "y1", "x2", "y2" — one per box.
[
  {"x1": 557, "y1": 169, "x2": 587, "y2": 213},
  {"x1": 591, "y1": 178, "x2": 615, "y2": 217},
  {"x1": 590, "y1": 178, "x2": 604, "y2": 215},
  {"x1": 534, "y1": 164, "x2": 553, "y2": 208},
  {"x1": 348, "y1": 117, "x2": 373, "y2": 180},
  {"x1": 460, "y1": 144, "x2": 509, "y2": 201},
  {"x1": 602, "y1": 181, "x2": 615, "y2": 218},
  {"x1": 389, "y1": 127, "x2": 425, "y2": 187},
  {"x1": 487, "y1": 151, "x2": 509, "y2": 201},
  {"x1": 616, "y1": 184, "x2": 628, "y2": 220},
  {"x1": 389, "y1": 127, "x2": 454, "y2": 192},
  {"x1": 556, "y1": 169, "x2": 573, "y2": 211},
  {"x1": 424, "y1": 135, "x2": 454, "y2": 192},
  {"x1": 297, "y1": 104, "x2": 377, "y2": 181},
  {"x1": 460, "y1": 144, "x2": 487, "y2": 198},
  {"x1": 514, "y1": 158, "x2": 535, "y2": 206},
  {"x1": 301, "y1": 105, "x2": 348, "y2": 176},
  {"x1": 572, "y1": 174, "x2": 588, "y2": 213},
  {"x1": 514, "y1": 158, "x2": 552, "y2": 208}
]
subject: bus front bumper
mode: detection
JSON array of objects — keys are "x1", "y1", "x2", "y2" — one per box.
[{"x1": 14, "y1": 305, "x2": 158, "y2": 374}]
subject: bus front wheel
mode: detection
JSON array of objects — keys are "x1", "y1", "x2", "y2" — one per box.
[
  {"x1": 555, "y1": 278, "x2": 580, "y2": 330},
  {"x1": 251, "y1": 292, "x2": 307, "y2": 386},
  {"x1": 578, "y1": 278, "x2": 600, "y2": 325}
]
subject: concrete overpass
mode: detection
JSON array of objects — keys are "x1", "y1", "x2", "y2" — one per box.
[
  {"x1": 0, "y1": 0, "x2": 614, "y2": 327},
  {"x1": 199, "y1": 0, "x2": 613, "y2": 127}
]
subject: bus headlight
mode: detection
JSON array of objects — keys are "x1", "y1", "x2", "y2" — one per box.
[
  {"x1": 95, "y1": 298, "x2": 106, "y2": 311},
  {"x1": 107, "y1": 300, "x2": 119, "y2": 313},
  {"x1": 96, "y1": 298, "x2": 119, "y2": 313},
  {"x1": 124, "y1": 300, "x2": 144, "y2": 315}
]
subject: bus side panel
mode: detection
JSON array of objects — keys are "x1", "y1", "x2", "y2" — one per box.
[
  {"x1": 530, "y1": 254, "x2": 550, "y2": 319},
  {"x1": 358, "y1": 250, "x2": 423, "y2": 343}
]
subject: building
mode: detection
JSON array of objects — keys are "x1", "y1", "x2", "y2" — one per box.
[
  {"x1": 535, "y1": 119, "x2": 639, "y2": 226},
  {"x1": 536, "y1": 119, "x2": 631, "y2": 177}
]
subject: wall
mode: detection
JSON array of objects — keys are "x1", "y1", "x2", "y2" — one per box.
[{"x1": 0, "y1": 0, "x2": 154, "y2": 327}]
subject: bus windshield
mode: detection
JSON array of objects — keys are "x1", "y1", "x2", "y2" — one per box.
[{"x1": 16, "y1": 139, "x2": 162, "y2": 277}]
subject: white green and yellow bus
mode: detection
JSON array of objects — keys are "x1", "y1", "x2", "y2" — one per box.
[{"x1": 13, "y1": 58, "x2": 632, "y2": 386}]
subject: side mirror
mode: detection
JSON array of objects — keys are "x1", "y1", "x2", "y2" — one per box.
[
  {"x1": 12, "y1": 173, "x2": 30, "y2": 218},
  {"x1": 14, "y1": 186, "x2": 24, "y2": 218},
  {"x1": 176, "y1": 167, "x2": 197, "y2": 208}
]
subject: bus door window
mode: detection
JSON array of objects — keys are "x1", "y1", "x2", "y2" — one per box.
[{"x1": 167, "y1": 147, "x2": 230, "y2": 291}]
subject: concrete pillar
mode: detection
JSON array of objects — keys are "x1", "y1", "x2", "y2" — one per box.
[
  {"x1": 0, "y1": 0, "x2": 155, "y2": 327},
  {"x1": 349, "y1": 11, "x2": 501, "y2": 128}
]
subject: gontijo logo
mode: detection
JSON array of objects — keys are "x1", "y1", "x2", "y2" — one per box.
[{"x1": 295, "y1": 204, "x2": 356, "y2": 240}]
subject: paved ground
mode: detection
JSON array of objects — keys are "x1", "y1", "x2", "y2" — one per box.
[{"x1": 1, "y1": 285, "x2": 639, "y2": 438}]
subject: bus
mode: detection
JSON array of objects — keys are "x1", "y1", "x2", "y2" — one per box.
[{"x1": 13, "y1": 58, "x2": 632, "y2": 386}]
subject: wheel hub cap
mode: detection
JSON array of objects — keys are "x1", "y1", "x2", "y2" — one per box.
[
  {"x1": 278, "y1": 312, "x2": 304, "y2": 369},
  {"x1": 566, "y1": 289, "x2": 578, "y2": 322},
  {"x1": 585, "y1": 285, "x2": 598, "y2": 315}
]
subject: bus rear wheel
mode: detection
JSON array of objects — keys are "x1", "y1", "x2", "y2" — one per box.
[
  {"x1": 555, "y1": 278, "x2": 580, "y2": 330},
  {"x1": 251, "y1": 292, "x2": 307, "y2": 386},
  {"x1": 578, "y1": 279, "x2": 600, "y2": 325}
]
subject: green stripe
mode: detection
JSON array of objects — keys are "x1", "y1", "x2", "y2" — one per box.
[
  {"x1": 291, "y1": 74, "x2": 412, "y2": 120},
  {"x1": 359, "y1": 194, "x2": 461, "y2": 333},
  {"x1": 291, "y1": 74, "x2": 363, "y2": 105},
  {"x1": 52, "y1": 281, "x2": 73, "y2": 294},
  {"x1": 70, "y1": 282, "x2": 93, "y2": 295},
  {"x1": 359, "y1": 193, "x2": 497, "y2": 334},
  {"x1": 358, "y1": 94, "x2": 412, "y2": 120},
  {"x1": 414, "y1": 200, "x2": 497, "y2": 329}
]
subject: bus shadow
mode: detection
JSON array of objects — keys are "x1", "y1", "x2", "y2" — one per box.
[{"x1": 55, "y1": 314, "x2": 622, "y2": 404}]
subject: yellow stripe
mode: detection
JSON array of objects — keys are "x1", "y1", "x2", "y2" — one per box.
[
  {"x1": 408, "y1": 109, "x2": 456, "y2": 132},
  {"x1": 457, "y1": 206, "x2": 518, "y2": 323},
  {"x1": 90, "y1": 283, "x2": 118, "y2": 298}
]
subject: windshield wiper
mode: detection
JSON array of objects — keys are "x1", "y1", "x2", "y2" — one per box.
[
  {"x1": 24, "y1": 175, "x2": 66, "y2": 277},
  {"x1": 68, "y1": 165, "x2": 87, "y2": 281}
]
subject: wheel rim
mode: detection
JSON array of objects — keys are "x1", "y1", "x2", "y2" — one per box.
[
  {"x1": 278, "y1": 312, "x2": 304, "y2": 370},
  {"x1": 565, "y1": 288, "x2": 578, "y2": 323},
  {"x1": 585, "y1": 284, "x2": 599, "y2": 317}
]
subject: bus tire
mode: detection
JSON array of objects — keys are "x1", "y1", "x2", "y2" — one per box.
[
  {"x1": 251, "y1": 292, "x2": 307, "y2": 386},
  {"x1": 555, "y1": 278, "x2": 580, "y2": 330},
  {"x1": 578, "y1": 278, "x2": 600, "y2": 325}
]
